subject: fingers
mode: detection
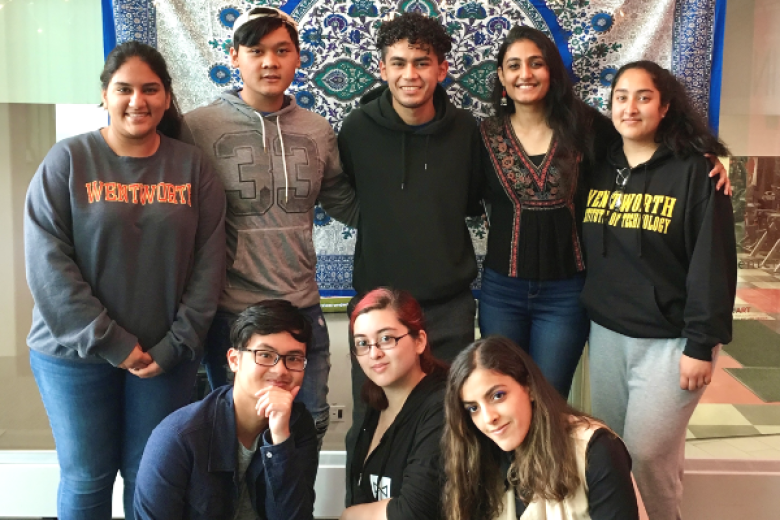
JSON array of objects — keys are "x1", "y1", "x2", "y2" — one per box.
[
  {"x1": 255, "y1": 387, "x2": 295, "y2": 418},
  {"x1": 131, "y1": 362, "x2": 162, "y2": 379}
]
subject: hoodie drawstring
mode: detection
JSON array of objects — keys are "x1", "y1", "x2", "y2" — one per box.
[
  {"x1": 277, "y1": 117, "x2": 289, "y2": 203},
  {"x1": 255, "y1": 111, "x2": 289, "y2": 202},
  {"x1": 602, "y1": 163, "x2": 650, "y2": 258},
  {"x1": 258, "y1": 115, "x2": 268, "y2": 154},
  {"x1": 400, "y1": 133, "x2": 407, "y2": 190},
  {"x1": 400, "y1": 134, "x2": 430, "y2": 190},
  {"x1": 424, "y1": 135, "x2": 429, "y2": 171},
  {"x1": 638, "y1": 163, "x2": 649, "y2": 258}
]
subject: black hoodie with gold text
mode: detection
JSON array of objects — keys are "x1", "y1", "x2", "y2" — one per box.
[{"x1": 580, "y1": 143, "x2": 736, "y2": 360}]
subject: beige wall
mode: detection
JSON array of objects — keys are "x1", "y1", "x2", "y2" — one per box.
[{"x1": 720, "y1": 0, "x2": 780, "y2": 155}]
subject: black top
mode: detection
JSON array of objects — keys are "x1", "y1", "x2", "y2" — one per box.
[
  {"x1": 580, "y1": 143, "x2": 737, "y2": 360},
  {"x1": 338, "y1": 84, "x2": 482, "y2": 303},
  {"x1": 479, "y1": 109, "x2": 617, "y2": 281},
  {"x1": 502, "y1": 429, "x2": 638, "y2": 519},
  {"x1": 346, "y1": 372, "x2": 446, "y2": 520}
]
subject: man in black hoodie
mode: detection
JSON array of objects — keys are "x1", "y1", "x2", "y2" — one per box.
[
  {"x1": 338, "y1": 12, "x2": 482, "y2": 355},
  {"x1": 338, "y1": 11, "x2": 482, "y2": 437}
]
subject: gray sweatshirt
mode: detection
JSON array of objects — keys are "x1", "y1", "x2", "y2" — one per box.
[
  {"x1": 181, "y1": 91, "x2": 358, "y2": 312},
  {"x1": 24, "y1": 131, "x2": 226, "y2": 371}
]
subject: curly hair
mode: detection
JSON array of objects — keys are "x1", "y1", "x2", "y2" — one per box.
[
  {"x1": 376, "y1": 12, "x2": 452, "y2": 63},
  {"x1": 443, "y1": 337, "x2": 595, "y2": 520},
  {"x1": 489, "y1": 26, "x2": 594, "y2": 196},
  {"x1": 349, "y1": 288, "x2": 448, "y2": 411},
  {"x1": 610, "y1": 61, "x2": 729, "y2": 158}
]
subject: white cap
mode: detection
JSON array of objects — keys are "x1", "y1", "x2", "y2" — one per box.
[{"x1": 232, "y1": 7, "x2": 299, "y2": 40}]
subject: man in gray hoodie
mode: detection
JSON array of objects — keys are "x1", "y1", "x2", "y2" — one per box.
[{"x1": 181, "y1": 7, "x2": 359, "y2": 442}]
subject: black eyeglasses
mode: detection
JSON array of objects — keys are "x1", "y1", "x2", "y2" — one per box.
[
  {"x1": 240, "y1": 349, "x2": 307, "y2": 372},
  {"x1": 352, "y1": 333, "x2": 410, "y2": 356},
  {"x1": 612, "y1": 168, "x2": 632, "y2": 210}
]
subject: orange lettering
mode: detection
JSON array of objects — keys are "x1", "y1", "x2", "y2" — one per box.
[
  {"x1": 85, "y1": 181, "x2": 104, "y2": 203},
  {"x1": 104, "y1": 182, "x2": 117, "y2": 202},
  {"x1": 128, "y1": 184, "x2": 140, "y2": 204},
  {"x1": 140, "y1": 184, "x2": 156, "y2": 205},
  {"x1": 166, "y1": 183, "x2": 177, "y2": 203},
  {"x1": 117, "y1": 183, "x2": 128, "y2": 203}
]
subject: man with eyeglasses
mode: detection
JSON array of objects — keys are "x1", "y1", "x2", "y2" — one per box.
[{"x1": 134, "y1": 300, "x2": 318, "y2": 520}]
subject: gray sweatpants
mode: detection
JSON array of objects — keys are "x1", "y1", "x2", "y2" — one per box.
[{"x1": 589, "y1": 321, "x2": 717, "y2": 520}]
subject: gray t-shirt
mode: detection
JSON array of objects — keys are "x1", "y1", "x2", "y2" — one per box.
[{"x1": 234, "y1": 435, "x2": 262, "y2": 520}]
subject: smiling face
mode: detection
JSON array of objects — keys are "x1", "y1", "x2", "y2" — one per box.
[
  {"x1": 611, "y1": 67, "x2": 669, "y2": 147},
  {"x1": 353, "y1": 308, "x2": 426, "y2": 390},
  {"x1": 379, "y1": 39, "x2": 448, "y2": 123},
  {"x1": 101, "y1": 57, "x2": 170, "y2": 143},
  {"x1": 497, "y1": 39, "x2": 551, "y2": 108},
  {"x1": 460, "y1": 366, "x2": 534, "y2": 452},
  {"x1": 228, "y1": 331, "x2": 306, "y2": 402},
  {"x1": 230, "y1": 25, "x2": 300, "y2": 110}
]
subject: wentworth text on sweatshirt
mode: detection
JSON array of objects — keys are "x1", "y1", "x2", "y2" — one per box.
[
  {"x1": 24, "y1": 131, "x2": 226, "y2": 370},
  {"x1": 182, "y1": 92, "x2": 358, "y2": 312},
  {"x1": 580, "y1": 144, "x2": 737, "y2": 360}
]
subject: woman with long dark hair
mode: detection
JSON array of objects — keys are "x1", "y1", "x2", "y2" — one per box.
[
  {"x1": 580, "y1": 61, "x2": 737, "y2": 519},
  {"x1": 342, "y1": 288, "x2": 448, "y2": 520},
  {"x1": 24, "y1": 41, "x2": 226, "y2": 519},
  {"x1": 443, "y1": 336, "x2": 641, "y2": 520},
  {"x1": 478, "y1": 26, "x2": 729, "y2": 398}
]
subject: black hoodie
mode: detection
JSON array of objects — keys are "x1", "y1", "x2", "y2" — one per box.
[
  {"x1": 346, "y1": 372, "x2": 446, "y2": 520},
  {"x1": 580, "y1": 143, "x2": 736, "y2": 361},
  {"x1": 337, "y1": 84, "x2": 482, "y2": 303}
]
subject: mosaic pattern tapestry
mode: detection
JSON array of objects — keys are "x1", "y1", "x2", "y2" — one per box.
[{"x1": 110, "y1": 0, "x2": 723, "y2": 299}]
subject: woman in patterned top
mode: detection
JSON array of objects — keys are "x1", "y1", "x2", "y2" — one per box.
[{"x1": 477, "y1": 26, "x2": 729, "y2": 398}]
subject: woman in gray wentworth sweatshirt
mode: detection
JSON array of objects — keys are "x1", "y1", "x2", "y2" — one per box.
[{"x1": 24, "y1": 42, "x2": 226, "y2": 520}]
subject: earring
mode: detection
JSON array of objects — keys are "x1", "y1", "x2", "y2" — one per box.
[{"x1": 500, "y1": 88, "x2": 508, "y2": 107}]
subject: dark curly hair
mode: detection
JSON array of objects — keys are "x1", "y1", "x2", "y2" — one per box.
[
  {"x1": 610, "y1": 61, "x2": 729, "y2": 158},
  {"x1": 376, "y1": 12, "x2": 452, "y2": 63},
  {"x1": 489, "y1": 26, "x2": 594, "y2": 196}
]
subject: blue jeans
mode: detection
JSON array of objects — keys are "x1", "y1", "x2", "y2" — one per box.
[
  {"x1": 29, "y1": 349, "x2": 199, "y2": 520},
  {"x1": 202, "y1": 304, "x2": 331, "y2": 441},
  {"x1": 478, "y1": 268, "x2": 589, "y2": 397}
]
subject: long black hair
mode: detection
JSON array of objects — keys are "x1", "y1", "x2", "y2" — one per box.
[
  {"x1": 610, "y1": 61, "x2": 729, "y2": 158},
  {"x1": 100, "y1": 41, "x2": 182, "y2": 139},
  {"x1": 490, "y1": 26, "x2": 593, "y2": 193}
]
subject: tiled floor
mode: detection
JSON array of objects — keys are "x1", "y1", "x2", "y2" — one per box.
[{"x1": 679, "y1": 259, "x2": 780, "y2": 457}]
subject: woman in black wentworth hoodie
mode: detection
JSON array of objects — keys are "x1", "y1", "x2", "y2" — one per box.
[
  {"x1": 580, "y1": 61, "x2": 737, "y2": 520},
  {"x1": 342, "y1": 288, "x2": 448, "y2": 520}
]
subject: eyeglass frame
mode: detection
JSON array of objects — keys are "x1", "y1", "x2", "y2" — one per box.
[
  {"x1": 351, "y1": 333, "x2": 411, "y2": 356},
  {"x1": 238, "y1": 348, "x2": 308, "y2": 372}
]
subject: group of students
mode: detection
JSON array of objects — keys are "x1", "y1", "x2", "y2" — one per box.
[{"x1": 23, "y1": 6, "x2": 737, "y2": 520}]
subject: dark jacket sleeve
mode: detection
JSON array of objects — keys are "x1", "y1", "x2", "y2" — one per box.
[
  {"x1": 682, "y1": 163, "x2": 737, "y2": 360},
  {"x1": 318, "y1": 127, "x2": 360, "y2": 228},
  {"x1": 147, "y1": 157, "x2": 227, "y2": 371},
  {"x1": 133, "y1": 419, "x2": 193, "y2": 520},
  {"x1": 259, "y1": 405, "x2": 319, "y2": 520},
  {"x1": 385, "y1": 396, "x2": 445, "y2": 520},
  {"x1": 585, "y1": 429, "x2": 640, "y2": 520},
  {"x1": 24, "y1": 143, "x2": 138, "y2": 365}
]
